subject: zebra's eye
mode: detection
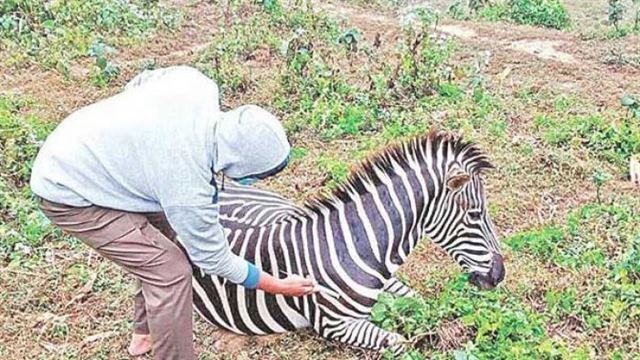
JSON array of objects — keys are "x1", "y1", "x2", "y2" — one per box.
[{"x1": 468, "y1": 210, "x2": 482, "y2": 221}]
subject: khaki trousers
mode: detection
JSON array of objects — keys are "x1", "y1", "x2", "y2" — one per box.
[{"x1": 40, "y1": 199, "x2": 194, "y2": 360}]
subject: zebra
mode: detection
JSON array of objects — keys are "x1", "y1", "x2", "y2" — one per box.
[{"x1": 187, "y1": 131, "x2": 505, "y2": 355}]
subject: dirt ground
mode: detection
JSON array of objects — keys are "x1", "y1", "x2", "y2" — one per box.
[{"x1": 1, "y1": 0, "x2": 639, "y2": 359}]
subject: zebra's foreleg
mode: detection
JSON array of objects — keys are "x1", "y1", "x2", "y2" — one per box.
[
  {"x1": 383, "y1": 277, "x2": 415, "y2": 297},
  {"x1": 319, "y1": 317, "x2": 406, "y2": 356}
]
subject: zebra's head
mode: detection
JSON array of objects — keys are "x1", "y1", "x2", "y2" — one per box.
[
  {"x1": 306, "y1": 131, "x2": 504, "y2": 289},
  {"x1": 431, "y1": 139, "x2": 505, "y2": 290}
]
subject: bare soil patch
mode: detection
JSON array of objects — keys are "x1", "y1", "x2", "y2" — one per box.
[{"x1": 509, "y1": 39, "x2": 576, "y2": 63}]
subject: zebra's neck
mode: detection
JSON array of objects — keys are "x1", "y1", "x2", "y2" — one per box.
[{"x1": 301, "y1": 152, "x2": 445, "y2": 278}]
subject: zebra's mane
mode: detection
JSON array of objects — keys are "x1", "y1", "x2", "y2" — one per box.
[{"x1": 305, "y1": 130, "x2": 493, "y2": 210}]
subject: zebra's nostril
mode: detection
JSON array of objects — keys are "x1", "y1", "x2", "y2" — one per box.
[
  {"x1": 468, "y1": 254, "x2": 505, "y2": 290},
  {"x1": 490, "y1": 254, "x2": 505, "y2": 285}
]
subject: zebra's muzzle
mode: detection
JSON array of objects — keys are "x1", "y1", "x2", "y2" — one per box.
[{"x1": 469, "y1": 253, "x2": 505, "y2": 290}]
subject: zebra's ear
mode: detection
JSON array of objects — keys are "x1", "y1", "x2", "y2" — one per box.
[{"x1": 446, "y1": 165, "x2": 470, "y2": 191}]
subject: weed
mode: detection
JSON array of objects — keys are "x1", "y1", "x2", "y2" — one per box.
[
  {"x1": 469, "y1": 0, "x2": 492, "y2": 12},
  {"x1": 88, "y1": 39, "x2": 120, "y2": 87},
  {"x1": 197, "y1": 1, "x2": 456, "y2": 141},
  {"x1": 591, "y1": 169, "x2": 612, "y2": 204},
  {"x1": 317, "y1": 155, "x2": 350, "y2": 189},
  {"x1": 289, "y1": 147, "x2": 308, "y2": 162},
  {"x1": 447, "y1": 1, "x2": 468, "y2": 20},
  {"x1": 608, "y1": 0, "x2": 626, "y2": 32},
  {"x1": 621, "y1": 94, "x2": 640, "y2": 118}
]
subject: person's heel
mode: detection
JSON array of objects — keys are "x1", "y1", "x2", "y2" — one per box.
[{"x1": 128, "y1": 333, "x2": 152, "y2": 357}]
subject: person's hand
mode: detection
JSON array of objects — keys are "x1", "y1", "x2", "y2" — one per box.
[
  {"x1": 257, "y1": 272, "x2": 317, "y2": 297},
  {"x1": 277, "y1": 275, "x2": 318, "y2": 297}
]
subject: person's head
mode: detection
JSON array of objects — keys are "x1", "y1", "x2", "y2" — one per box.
[{"x1": 214, "y1": 105, "x2": 290, "y2": 185}]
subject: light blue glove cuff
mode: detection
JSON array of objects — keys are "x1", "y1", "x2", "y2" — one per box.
[{"x1": 242, "y1": 263, "x2": 261, "y2": 289}]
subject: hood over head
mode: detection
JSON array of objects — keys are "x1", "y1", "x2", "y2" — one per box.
[{"x1": 214, "y1": 105, "x2": 290, "y2": 179}]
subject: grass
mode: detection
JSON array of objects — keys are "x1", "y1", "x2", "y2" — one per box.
[
  {"x1": 369, "y1": 201, "x2": 639, "y2": 359},
  {"x1": 1, "y1": 0, "x2": 640, "y2": 359},
  {"x1": 534, "y1": 113, "x2": 640, "y2": 167},
  {"x1": 0, "y1": 94, "x2": 57, "y2": 258},
  {"x1": 0, "y1": 0, "x2": 179, "y2": 78}
]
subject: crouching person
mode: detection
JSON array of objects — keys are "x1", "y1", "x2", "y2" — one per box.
[{"x1": 30, "y1": 66, "x2": 316, "y2": 359}]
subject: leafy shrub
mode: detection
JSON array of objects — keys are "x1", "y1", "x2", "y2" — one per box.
[
  {"x1": 476, "y1": 3, "x2": 510, "y2": 21},
  {"x1": 476, "y1": 0, "x2": 570, "y2": 29},
  {"x1": 506, "y1": 0, "x2": 570, "y2": 29}
]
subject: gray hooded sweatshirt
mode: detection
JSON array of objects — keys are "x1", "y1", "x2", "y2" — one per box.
[{"x1": 30, "y1": 66, "x2": 290, "y2": 287}]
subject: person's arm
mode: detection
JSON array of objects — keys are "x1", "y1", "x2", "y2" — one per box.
[{"x1": 164, "y1": 203, "x2": 316, "y2": 296}]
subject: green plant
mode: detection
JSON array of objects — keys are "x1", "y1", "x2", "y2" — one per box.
[
  {"x1": 591, "y1": 169, "x2": 612, "y2": 204},
  {"x1": 317, "y1": 156, "x2": 350, "y2": 188},
  {"x1": 88, "y1": 39, "x2": 120, "y2": 87},
  {"x1": 506, "y1": 0, "x2": 570, "y2": 29},
  {"x1": 608, "y1": 0, "x2": 626, "y2": 32},
  {"x1": 613, "y1": 236, "x2": 640, "y2": 283},
  {"x1": 337, "y1": 28, "x2": 361, "y2": 52},
  {"x1": 474, "y1": 0, "x2": 569, "y2": 29},
  {"x1": 476, "y1": 3, "x2": 510, "y2": 21},
  {"x1": 447, "y1": 1, "x2": 468, "y2": 19},
  {"x1": 621, "y1": 94, "x2": 640, "y2": 118},
  {"x1": 469, "y1": 0, "x2": 492, "y2": 12},
  {"x1": 387, "y1": 25, "x2": 453, "y2": 102}
]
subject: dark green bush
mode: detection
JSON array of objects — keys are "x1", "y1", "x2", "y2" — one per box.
[
  {"x1": 476, "y1": 0, "x2": 570, "y2": 29},
  {"x1": 506, "y1": 0, "x2": 570, "y2": 29}
]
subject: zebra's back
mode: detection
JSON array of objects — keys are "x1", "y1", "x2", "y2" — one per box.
[{"x1": 191, "y1": 184, "x2": 311, "y2": 334}]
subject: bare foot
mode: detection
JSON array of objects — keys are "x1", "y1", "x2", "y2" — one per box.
[{"x1": 128, "y1": 333, "x2": 152, "y2": 357}]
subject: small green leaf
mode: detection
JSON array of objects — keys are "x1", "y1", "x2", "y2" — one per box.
[
  {"x1": 453, "y1": 350, "x2": 469, "y2": 360},
  {"x1": 621, "y1": 95, "x2": 636, "y2": 107},
  {"x1": 42, "y1": 19, "x2": 55, "y2": 30}
]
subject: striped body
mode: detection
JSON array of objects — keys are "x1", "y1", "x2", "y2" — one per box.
[{"x1": 188, "y1": 133, "x2": 503, "y2": 354}]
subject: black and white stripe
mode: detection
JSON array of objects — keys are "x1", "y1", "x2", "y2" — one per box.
[{"x1": 188, "y1": 132, "x2": 502, "y2": 354}]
